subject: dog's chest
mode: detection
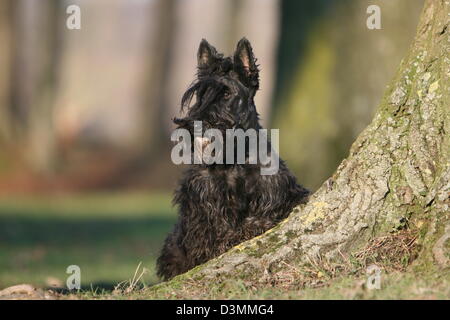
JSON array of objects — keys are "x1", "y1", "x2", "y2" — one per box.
[{"x1": 193, "y1": 167, "x2": 259, "y2": 217}]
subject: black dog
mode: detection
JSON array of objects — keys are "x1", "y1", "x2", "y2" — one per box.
[{"x1": 157, "y1": 38, "x2": 308, "y2": 280}]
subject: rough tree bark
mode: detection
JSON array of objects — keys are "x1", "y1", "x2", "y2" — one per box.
[{"x1": 150, "y1": 0, "x2": 449, "y2": 293}]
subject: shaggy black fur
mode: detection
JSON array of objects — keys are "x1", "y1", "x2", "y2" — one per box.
[{"x1": 157, "y1": 38, "x2": 309, "y2": 280}]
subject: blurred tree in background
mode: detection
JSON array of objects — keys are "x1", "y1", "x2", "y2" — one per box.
[
  {"x1": 0, "y1": 1, "x2": 12, "y2": 141},
  {"x1": 1, "y1": 1, "x2": 61, "y2": 173},
  {"x1": 274, "y1": 0, "x2": 424, "y2": 190}
]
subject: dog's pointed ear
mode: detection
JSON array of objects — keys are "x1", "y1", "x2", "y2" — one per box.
[
  {"x1": 197, "y1": 39, "x2": 217, "y2": 69},
  {"x1": 233, "y1": 38, "x2": 259, "y2": 89}
]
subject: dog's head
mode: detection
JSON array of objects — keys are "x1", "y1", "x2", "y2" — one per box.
[{"x1": 174, "y1": 38, "x2": 261, "y2": 134}]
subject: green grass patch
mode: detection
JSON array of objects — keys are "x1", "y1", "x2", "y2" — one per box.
[{"x1": 0, "y1": 192, "x2": 176, "y2": 291}]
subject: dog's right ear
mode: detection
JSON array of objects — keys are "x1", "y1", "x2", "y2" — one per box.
[
  {"x1": 197, "y1": 39, "x2": 217, "y2": 70},
  {"x1": 233, "y1": 38, "x2": 259, "y2": 90}
]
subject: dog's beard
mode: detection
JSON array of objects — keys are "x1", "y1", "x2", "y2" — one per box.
[{"x1": 193, "y1": 136, "x2": 225, "y2": 165}]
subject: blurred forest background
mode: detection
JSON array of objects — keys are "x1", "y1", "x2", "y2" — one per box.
[{"x1": 0, "y1": 0, "x2": 424, "y2": 290}]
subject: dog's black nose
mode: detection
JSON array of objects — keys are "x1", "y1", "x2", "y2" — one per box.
[{"x1": 173, "y1": 117, "x2": 185, "y2": 125}]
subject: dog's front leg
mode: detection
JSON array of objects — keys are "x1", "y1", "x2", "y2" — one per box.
[{"x1": 156, "y1": 223, "x2": 188, "y2": 281}]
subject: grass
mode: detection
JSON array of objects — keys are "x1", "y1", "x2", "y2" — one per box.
[
  {"x1": 132, "y1": 270, "x2": 449, "y2": 300},
  {"x1": 1, "y1": 193, "x2": 448, "y2": 300},
  {"x1": 0, "y1": 192, "x2": 176, "y2": 291}
]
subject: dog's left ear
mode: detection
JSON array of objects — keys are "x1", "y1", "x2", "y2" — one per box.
[
  {"x1": 197, "y1": 39, "x2": 218, "y2": 70},
  {"x1": 233, "y1": 37, "x2": 259, "y2": 89}
]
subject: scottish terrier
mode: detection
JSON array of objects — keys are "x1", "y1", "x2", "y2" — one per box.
[{"x1": 157, "y1": 38, "x2": 309, "y2": 280}]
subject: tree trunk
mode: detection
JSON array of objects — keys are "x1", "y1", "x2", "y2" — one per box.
[
  {"x1": 0, "y1": 0, "x2": 13, "y2": 141},
  {"x1": 8, "y1": 0, "x2": 61, "y2": 172},
  {"x1": 137, "y1": 0, "x2": 175, "y2": 155},
  {"x1": 149, "y1": 0, "x2": 449, "y2": 293}
]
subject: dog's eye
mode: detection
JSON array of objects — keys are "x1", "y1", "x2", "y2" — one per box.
[{"x1": 223, "y1": 90, "x2": 231, "y2": 100}]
